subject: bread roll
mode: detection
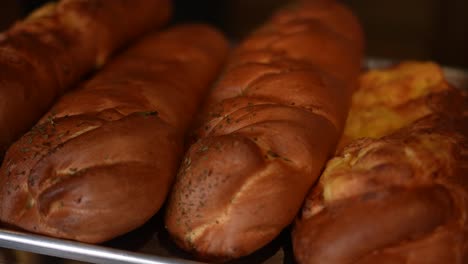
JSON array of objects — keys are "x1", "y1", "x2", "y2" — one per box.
[
  {"x1": 0, "y1": 0, "x2": 171, "y2": 155},
  {"x1": 0, "y1": 24, "x2": 229, "y2": 243},
  {"x1": 165, "y1": 0, "x2": 364, "y2": 260}
]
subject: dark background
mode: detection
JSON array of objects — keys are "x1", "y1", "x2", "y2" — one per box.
[{"x1": 1, "y1": 0, "x2": 468, "y2": 68}]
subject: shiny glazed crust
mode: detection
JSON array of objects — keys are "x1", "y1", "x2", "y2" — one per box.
[
  {"x1": 0, "y1": 25, "x2": 229, "y2": 243},
  {"x1": 165, "y1": 0, "x2": 364, "y2": 260},
  {"x1": 0, "y1": 0, "x2": 171, "y2": 154}
]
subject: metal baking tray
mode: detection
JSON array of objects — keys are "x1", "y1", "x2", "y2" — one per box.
[{"x1": 0, "y1": 59, "x2": 466, "y2": 264}]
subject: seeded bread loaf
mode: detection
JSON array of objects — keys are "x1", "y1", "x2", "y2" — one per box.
[
  {"x1": 0, "y1": 24, "x2": 229, "y2": 243},
  {"x1": 165, "y1": 0, "x2": 364, "y2": 260}
]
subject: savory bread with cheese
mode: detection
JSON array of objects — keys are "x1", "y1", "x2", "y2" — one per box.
[
  {"x1": 340, "y1": 62, "x2": 455, "y2": 149},
  {"x1": 293, "y1": 63, "x2": 468, "y2": 264}
]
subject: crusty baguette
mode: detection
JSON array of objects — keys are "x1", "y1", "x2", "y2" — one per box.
[
  {"x1": 0, "y1": 24, "x2": 229, "y2": 243},
  {"x1": 0, "y1": 0, "x2": 171, "y2": 155},
  {"x1": 293, "y1": 63, "x2": 468, "y2": 264},
  {"x1": 165, "y1": 0, "x2": 364, "y2": 260}
]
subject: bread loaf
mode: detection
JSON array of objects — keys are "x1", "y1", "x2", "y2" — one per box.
[
  {"x1": 293, "y1": 63, "x2": 468, "y2": 264},
  {"x1": 0, "y1": 24, "x2": 229, "y2": 243},
  {"x1": 165, "y1": 0, "x2": 364, "y2": 260},
  {"x1": 0, "y1": 0, "x2": 171, "y2": 155}
]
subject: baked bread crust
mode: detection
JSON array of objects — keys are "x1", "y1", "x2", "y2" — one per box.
[
  {"x1": 293, "y1": 63, "x2": 468, "y2": 264},
  {"x1": 0, "y1": 24, "x2": 229, "y2": 243},
  {"x1": 0, "y1": 0, "x2": 171, "y2": 154},
  {"x1": 165, "y1": 0, "x2": 364, "y2": 260}
]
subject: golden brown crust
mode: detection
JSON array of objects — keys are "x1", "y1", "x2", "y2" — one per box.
[
  {"x1": 293, "y1": 62, "x2": 468, "y2": 264},
  {"x1": 0, "y1": 24, "x2": 229, "y2": 243},
  {"x1": 0, "y1": 0, "x2": 171, "y2": 154},
  {"x1": 339, "y1": 62, "x2": 456, "y2": 149},
  {"x1": 165, "y1": 0, "x2": 364, "y2": 260}
]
